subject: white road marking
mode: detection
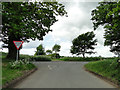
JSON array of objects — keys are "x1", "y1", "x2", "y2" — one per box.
[{"x1": 48, "y1": 65, "x2": 52, "y2": 70}]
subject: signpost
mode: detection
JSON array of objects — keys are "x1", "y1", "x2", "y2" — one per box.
[{"x1": 13, "y1": 41, "x2": 24, "y2": 60}]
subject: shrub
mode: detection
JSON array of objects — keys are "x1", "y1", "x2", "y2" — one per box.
[
  {"x1": 20, "y1": 54, "x2": 31, "y2": 59},
  {"x1": 8, "y1": 59, "x2": 36, "y2": 70},
  {"x1": 60, "y1": 57, "x2": 102, "y2": 61},
  {"x1": 51, "y1": 53, "x2": 60, "y2": 59},
  {"x1": 30, "y1": 55, "x2": 51, "y2": 61}
]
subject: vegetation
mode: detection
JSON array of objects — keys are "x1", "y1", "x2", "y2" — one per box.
[
  {"x1": 52, "y1": 44, "x2": 61, "y2": 58},
  {"x1": 2, "y1": 2, "x2": 67, "y2": 59},
  {"x1": 34, "y1": 44, "x2": 46, "y2": 55},
  {"x1": 2, "y1": 52, "x2": 36, "y2": 85},
  {"x1": 91, "y1": 2, "x2": 120, "y2": 57},
  {"x1": 70, "y1": 31, "x2": 97, "y2": 58},
  {"x1": 84, "y1": 59, "x2": 120, "y2": 84},
  {"x1": 50, "y1": 53, "x2": 60, "y2": 59},
  {"x1": 52, "y1": 44, "x2": 61, "y2": 53},
  {"x1": 30, "y1": 55, "x2": 51, "y2": 61},
  {"x1": 46, "y1": 50, "x2": 52, "y2": 55},
  {"x1": 59, "y1": 57, "x2": 102, "y2": 61}
]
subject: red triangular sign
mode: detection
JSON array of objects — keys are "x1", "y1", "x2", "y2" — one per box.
[{"x1": 13, "y1": 41, "x2": 24, "y2": 50}]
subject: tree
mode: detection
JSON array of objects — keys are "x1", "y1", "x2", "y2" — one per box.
[
  {"x1": 2, "y1": 2, "x2": 67, "y2": 59},
  {"x1": 52, "y1": 44, "x2": 61, "y2": 53},
  {"x1": 46, "y1": 49, "x2": 52, "y2": 55},
  {"x1": 70, "y1": 31, "x2": 97, "y2": 58},
  {"x1": 91, "y1": 1, "x2": 120, "y2": 57},
  {"x1": 35, "y1": 44, "x2": 45, "y2": 55}
]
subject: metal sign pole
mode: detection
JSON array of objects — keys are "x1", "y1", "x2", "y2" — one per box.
[{"x1": 16, "y1": 50, "x2": 18, "y2": 61}]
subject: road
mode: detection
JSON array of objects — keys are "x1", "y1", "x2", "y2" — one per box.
[{"x1": 14, "y1": 61, "x2": 115, "y2": 88}]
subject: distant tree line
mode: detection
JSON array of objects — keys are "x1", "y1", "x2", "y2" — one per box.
[{"x1": 35, "y1": 44, "x2": 61, "y2": 58}]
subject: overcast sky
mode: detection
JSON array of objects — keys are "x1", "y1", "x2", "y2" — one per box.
[{"x1": 1, "y1": 0, "x2": 117, "y2": 57}]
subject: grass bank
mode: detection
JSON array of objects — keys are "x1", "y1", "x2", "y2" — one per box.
[
  {"x1": 2, "y1": 52, "x2": 36, "y2": 86},
  {"x1": 84, "y1": 59, "x2": 120, "y2": 85}
]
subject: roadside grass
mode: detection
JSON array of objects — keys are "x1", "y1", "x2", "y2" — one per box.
[
  {"x1": 84, "y1": 59, "x2": 120, "y2": 84},
  {"x1": 2, "y1": 52, "x2": 36, "y2": 86}
]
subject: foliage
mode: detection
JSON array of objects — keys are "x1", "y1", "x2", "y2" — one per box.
[
  {"x1": 34, "y1": 44, "x2": 46, "y2": 55},
  {"x1": 30, "y1": 55, "x2": 51, "y2": 61},
  {"x1": 85, "y1": 59, "x2": 120, "y2": 84},
  {"x1": 1, "y1": 52, "x2": 7, "y2": 59},
  {"x1": 91, "y1": 2, "x2": 120, "y2": 57},
  {"x1": 20, "y1": 54, "x2": 31, "y2": 59},
  {"x1": 8, "y1": 59, "x2": 36, "y2": 70},
  {"x1": 70, "y1": 31, "x2": 97, "y2": 58},
  {"x1": 2, "y1": 56, "x2": 36, "y2": 85},
  {"x1": 2, "y1": 2, "x2": 67, "y2": 59},
  {"x1": 46, "y1": 49, "x2": 52, "y2": 55},
  {"x1": 51, "y1": 53, "x2": 60, "y2": 59},
  {"x1": 52, "y1": 44, "x2": 61, "y2": 53},
  {"x1": 60, "y1": 57, "x2": 102, "y2": 61}
]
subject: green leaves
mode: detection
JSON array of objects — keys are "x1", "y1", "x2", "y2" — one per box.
[
  {"x1": 2, "y1": 2, "x2": 67, "y2": 43},
  {"x1": 70, "y1": 31, "x2": 97, "y2": 57},
  {"x1": 35, "y1": 44, "x2": 46, "y2": 55},
  {"x1": 91, "y1": 1, "x2": 120, "y2": 57},
  {"x1": 52, "y1": 44, "x2": 61, "y2": 53}
]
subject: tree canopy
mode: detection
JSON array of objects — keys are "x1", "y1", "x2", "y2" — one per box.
[
  {"x1": 52, "y1": 44, "x2": 61, "y2": 53},
  {"x1": 2, "y1": 2, "x2": 67, "y2": 59},
  {"x1": 46, "y1": 49, "x2": 52, "y2": 55},
  {"x1": 35, "y1": 44, "x2": 45, "y2": 55},
  {"x1": 70, "y1": 31, "x2": 97, "y2": 58},
  {"x1": 91, "y1": 1, "x2": 120, "y2": 57}
]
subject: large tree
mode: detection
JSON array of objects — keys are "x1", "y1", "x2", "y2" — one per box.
[
  {"x1": 2, "y1": 2, "x2": 67, "y2": 59},
  {"x1": 52, "y1": 44, "x2": 61, "y2": 53},
  {"x1": 34, "y1": 44, "x2": 45, "y2": 55},
  {"x1": 70, "y1": 31, "x2": 97, "y2": 58},
  {"x1": 91, "y1": 1, "x2": 120, "y2": 57}
]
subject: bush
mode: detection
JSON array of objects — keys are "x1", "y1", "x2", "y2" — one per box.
[
  {"x1": 8, "y1": 59, "x2": 36, "y2": 70},
  {"x1": 30, "y1": 55, "x2": 51, "y2": 61},
  {"x1": 60, "y1": 57, "x2": 102, "y2": 61},
  {"x1": 51, "y1": 53, "x2": 60, "y2": 59},
  {"x1": 20, "y1": 54, "x2": 31, "y2": 59}
]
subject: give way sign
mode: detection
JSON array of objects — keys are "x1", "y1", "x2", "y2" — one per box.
[{"x1": 13, "y1": 41, "x2": 24, "y2": 50}]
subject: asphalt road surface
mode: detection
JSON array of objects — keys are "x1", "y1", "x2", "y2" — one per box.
[{"x1": 14, "y1": 61, "x2": 115, "y2": 88}]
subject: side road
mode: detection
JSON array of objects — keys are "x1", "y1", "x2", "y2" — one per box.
[{"x1": 14, "y1": 62, "x2": 115, "y2": 88}]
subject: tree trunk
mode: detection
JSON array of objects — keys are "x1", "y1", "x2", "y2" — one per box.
[
  {"x1": 82, "y1": 53, "x2": 85, "y2": 58},
  {"x1": 6, "y1": 34, "x2": 20, "y2": 60}
]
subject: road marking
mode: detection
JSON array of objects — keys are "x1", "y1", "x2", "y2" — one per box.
[{"x1": 48, "y1": 65, "x2": 52, "y2": 70}]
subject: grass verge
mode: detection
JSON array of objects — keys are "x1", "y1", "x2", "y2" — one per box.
[
  {"x1": 84, "y1": 59, "x2": 120, "y2": 86},
  {"x1": 2, "y1": 52, "x2": 36, "y2": 86}
]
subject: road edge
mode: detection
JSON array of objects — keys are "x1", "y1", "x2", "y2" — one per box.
[
  {"x1": 2, "y1": 68, "x2": 37, "y2": 88},
  {"x1": 83, "y1": 66, "x2": 120, "y2": 89}
]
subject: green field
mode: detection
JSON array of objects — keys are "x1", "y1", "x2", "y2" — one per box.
[{"x1": 84, "y1": 59, "x2": 120, "y2": 85}]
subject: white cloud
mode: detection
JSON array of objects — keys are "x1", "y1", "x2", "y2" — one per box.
[
  {"x1": 59, "y1": 41, "x2": 72, "y2": 56},
  {"x1": 20, "y1": 48, "x2": 36, "y2": 55}
]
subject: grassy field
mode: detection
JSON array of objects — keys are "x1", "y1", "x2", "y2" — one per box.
[
  {"x1": 84, "y1": 58, "x2": 120, "y2": 85},
  {"x1": 1, "y1": 52, "x2": 36, "y2": 86}
]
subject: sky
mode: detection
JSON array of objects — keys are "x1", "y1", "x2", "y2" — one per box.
[{"x1": 0, "y1": 0, "x2": 117, "y2": 57}]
